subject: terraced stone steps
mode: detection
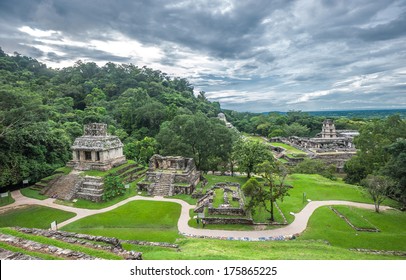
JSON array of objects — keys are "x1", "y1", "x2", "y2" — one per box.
[
  {"x1": 151, "y1": 173, "x2": 175, "y2": 196},
  {"x1": 42, "y1": 173, "x2": 83, "y2": 201}
]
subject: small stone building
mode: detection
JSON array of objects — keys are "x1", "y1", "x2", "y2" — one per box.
[
  {"x1": 138, "y1": 155, "x2": 200, "y2": 196},
  {"x1": 68, "y1": 123, "x2": 126, "y2": 171}
]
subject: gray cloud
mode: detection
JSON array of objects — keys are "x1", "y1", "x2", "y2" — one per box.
[{"x1": 0, "y1": 0, "x2": 405, "y2": 112}]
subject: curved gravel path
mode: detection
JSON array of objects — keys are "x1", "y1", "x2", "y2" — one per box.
[{"x1": 0, "y1": 190, "x2": 392, "y2": 241}]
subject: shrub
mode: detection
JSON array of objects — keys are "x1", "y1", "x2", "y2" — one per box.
[{"x1": 102, "y1": 173, "x2": 125, "y2": 201}]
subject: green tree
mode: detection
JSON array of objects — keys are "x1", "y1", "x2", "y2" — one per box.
[
  {"x1": 243, "y1": 160, "x2": 290, "y2": 222},
  {"x1": 382, "y1": 138, "x2": 406, "y2": 208},
  {"x1": 156, "y1": 113, "x2": 233, "y2": 171},
  {"x1": 283, "y1": 122, "x2": 310, "y2": 137},
  {"x1": 361, "y1": 174, "x2": 393, "y2": 213},
  {"x1": 124, "y1": 136, "x2": 157, "y2": 164},
  {"x1": 345, "y1": 116, "x2": 406, "y2": 184},
  {"x1": 233, "y1": 138, "x2": 273, "y2": 177}
]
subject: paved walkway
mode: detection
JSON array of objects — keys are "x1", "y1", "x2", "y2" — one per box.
[{"x1": 0, "y1": 190, "x2": 393, "y2": 241}]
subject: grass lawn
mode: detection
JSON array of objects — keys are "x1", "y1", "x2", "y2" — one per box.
[
  {"x1": 278, "y1": 174, "x2": 399, "y2": 223},
  {"x1": 332, "y1": 206, "x2": 378, "y2": 230},
  {"x1": 20, "y1": 187, "x2": 48, "y2": 200},
  {"x1": 0, "y1": 193, "x2": 14, "y2": 207},
  {"x1": 299, "y1": 206, "x2": 406, "y2": 252},
  {"x1": 270, "y1": 142, "x2": 307, "y2": 154},
  {"x1": 61, "y1": 200, "x2": 181, "y2": 243},
  {"x1": 0, "y1": 205, "x2": 76, "y2": 229},
  {"x1": 123, "y1": 238, "x2": 403, "y2": 260}
]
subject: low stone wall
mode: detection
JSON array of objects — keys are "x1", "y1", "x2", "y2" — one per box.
[
  {"x1": 330, "y1": 207, "x2": 379, "y2": 232},
  {"x1": 208, "y1": 207, "x2": 246, "y2": 216},
  {"x1": 122, "y1": 240, "x2": 179, "y2": 249},
  {"x1": 173, "y1": 185, "x2": 194, "y2": 195},
  {"x1": 350, "y1": 248, "x2": 406, "y2": 257},
  {"x1": 15, "y1": 227, "x2": 142, "y2": 260},
  {"x1": 203, "y1": 217, "x2": 253, "y2": 225},
  {"x1": 0, "y1": 233, "x2": 100, "y2": 260},
  {"x1": 0, "y1": 248, "x2": 41, "y2": 260}
]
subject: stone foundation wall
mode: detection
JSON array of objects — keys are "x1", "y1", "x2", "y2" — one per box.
[
  {"x1": 173, "y1": 185, "x2": 194, "y2": 195},
  {"x1": 203, "y1": 217, "x2": 253, "y2": 224},
  {"x1": 208, "y1": 207, "x2": 246, "y2": 216}
]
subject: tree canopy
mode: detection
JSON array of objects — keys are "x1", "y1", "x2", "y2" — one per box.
[{"x1": 0, "y1": 49, "x2": 223, "y2": 188}]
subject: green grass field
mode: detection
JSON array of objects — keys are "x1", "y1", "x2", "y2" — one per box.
[
  {"x1": 62, "y1": 200, "x2": 181, "y2": 243},
  {"x1": 0, "y1": 193, "x2": 14, "y2": 207},
  {"x1": 278, "y1": 174, "x2": 399, "y2": 223},
  {"x1": 332, "y1": 206, "x2": 378, "y2": 230},
  {"x1": 2, "y1": 173, "x2": 405, "y2": 259},
  {"x1": 20, "y1": 187, "x2": 48, "y2": 200},
  {"x1": 0, "y1": 205, "x2": 76, "y2": 229},
  {"x1": 270, "y1": 142, "x2": 307, "y2": 154},
  {"x1": 123, "y1": 238, "x2": 403, "y2": 260},
  {"x1": 300, "y1": 206, "x2": 406, "y2": 252}
]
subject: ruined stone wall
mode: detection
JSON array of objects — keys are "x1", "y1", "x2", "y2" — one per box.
[
  {"x1": 208, "y1": 207, "x2": 246, "y2": 216},
  {"x1": 173, "y1": 185, "x2": 194, "y2": 195},
  {"x1": 203, "y1": 217, "x2": 253, "y2": 224}
]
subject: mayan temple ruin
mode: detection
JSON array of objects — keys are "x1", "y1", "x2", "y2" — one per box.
[
  {"x1": 41, "y1": 123, "x2": 130, "y2": 202},
  {"x1": 137, "y1": 155, "x2": 200, "y2": 196},
  {"x1": 67, "y1": 123, "x2": 127, "y2": 171}
]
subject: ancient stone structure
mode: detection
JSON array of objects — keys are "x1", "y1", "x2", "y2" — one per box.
[
  {"x1": 137, "y1": 155, "x2": 200, "y2": 196},
  {"x1": 321, "y1": 119, "x2": 337, "y2": 138},
  {"x1": 217, "y1": 112, "x2": 234, "y2": 128},
  {"x1": 68, "y1": 123, "x2": 126, "y2": 171},
  {"x1": 40, "y1": 123, "x2": 148, "y2": 202},
  {"x1": 269, "y1": 119, "x2": 359, "y2": 171},
  {"x1": 194, "y1": 182, "x2": 254, "y2": 225}
]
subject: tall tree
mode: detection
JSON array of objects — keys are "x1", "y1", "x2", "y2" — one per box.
[
  {"x1": 233, "y1": 138, "x2": 273, "y2": 177},
  {"x1": 382, "y1": 138, "x2": 406, "y2": 208},
  {"x1": 361, "y1": 174, "x2": 393, "y2": 213},
  {"x1": 156, "y1": 113, "x2": 234, "y2": 171},
  {"x1": 243, "y1": 160, "x2": 290, "y2": 222}
]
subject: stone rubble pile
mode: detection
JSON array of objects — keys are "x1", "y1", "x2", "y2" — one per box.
[
  {"x1": 14, "y1": 227, "x2": 142, "y2": 260},
  {"x1": 0, "y1": 233, "x2": 100, "y2": 260}
]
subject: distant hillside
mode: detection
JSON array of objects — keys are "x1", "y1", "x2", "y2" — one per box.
[
  {"x1": 260, "y1": 109, "x2": 406, "y2": 119},
  {"x1": 305, "y1": 109, "x2": 406, "y2": 119}
]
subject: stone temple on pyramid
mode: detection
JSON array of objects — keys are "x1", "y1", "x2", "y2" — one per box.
[{"x1": 67, "y1": 123, "x2": 126, "y2": 171}]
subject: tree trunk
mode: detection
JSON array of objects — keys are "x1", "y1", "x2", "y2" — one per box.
[
  {"x1": 374, "y1": 201, "x2": 380, "y2": 213},
  {"x1": 270, "y1": 201, "x2": 274, "y2": 222}
]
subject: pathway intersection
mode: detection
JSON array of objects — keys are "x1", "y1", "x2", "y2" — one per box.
[{"x1": 0, "y1": 190, "x2": 392, "y2": 241}]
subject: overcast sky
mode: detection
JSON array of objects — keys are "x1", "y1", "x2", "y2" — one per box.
[{"x1": 1, "y1": 0, "x2": 405, "y2": 112}]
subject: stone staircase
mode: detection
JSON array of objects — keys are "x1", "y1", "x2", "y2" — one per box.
[
  {"x1": 151, "y1": 173, "x2": 174, "y2": 196},
  {"x1": 75, "y1": 176, "x2": 104, "y2": 202},
  {"x1": 43, "y1": 173, "x2": 83, "y2": 201}
]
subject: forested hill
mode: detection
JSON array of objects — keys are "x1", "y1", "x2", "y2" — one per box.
[{"x1": 0, "y1": 48, "x2": 223, "y2": 187}]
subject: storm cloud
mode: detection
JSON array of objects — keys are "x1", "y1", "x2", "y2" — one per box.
[{"x1": 0, "y1": 0, "x2": 405, "y2": 112}]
